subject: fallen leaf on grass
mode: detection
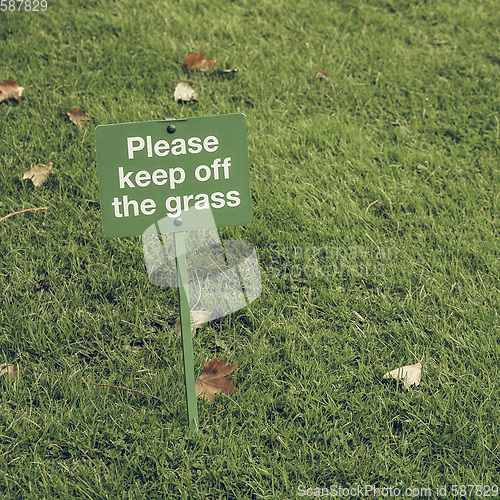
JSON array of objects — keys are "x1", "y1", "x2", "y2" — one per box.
[
  {"x1": 314, "y1": 68, "x2": 328, "y2": 80},
  {"x1": 0, "y1": 80, "x2": 25, "y2": 103},
  {"x1": 0, "y1": 363, "x2": 21, "y2": 380},
  {"x1": 22, "y1": 163, "x2": 54, "y2": 187},
  {"x1": 181, "y1": 51, "x2": 216, "y2": 72},
  {"x1": 196, "y1": 358, "x2": 238, "y2": 402},
  {"x1": 383, "y1": 362, "x2": 422, "y2": 389},
  {"x1": 175, "y1": 310, "x2": 210, "y2": 337},
  {"x1": 66, "y1": 108, "x2": 89, "y2": 126},
  {"x1": 174, "y1": 81, "x2": 198, "y2": 102}
]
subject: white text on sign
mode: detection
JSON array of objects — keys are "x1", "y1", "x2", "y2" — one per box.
[
  {"x1": 112, "y1": 151, "x2": 240, "y2": 218},
  {"x1": 127, "y1": 135, "x2": 219, "y2": 159},
  {"x1": 118, "y1": 158, "x2": 232, "y2": 190},
  {"x1": 111, "y1": 191, "x2": 241, "y2": 218}
]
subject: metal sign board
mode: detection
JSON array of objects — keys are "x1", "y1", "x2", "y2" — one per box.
[{"x1": 96, "y1": 113, "x2": 251, "y2": 238}]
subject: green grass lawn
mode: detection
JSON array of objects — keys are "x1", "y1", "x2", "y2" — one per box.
[{"x1": 1, "y1": 0, "x2": 499, "y2": 497}]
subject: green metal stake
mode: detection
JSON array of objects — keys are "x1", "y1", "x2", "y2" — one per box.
[{"x1": 174, "y1": 231, "x2": 199, "y2": 433}]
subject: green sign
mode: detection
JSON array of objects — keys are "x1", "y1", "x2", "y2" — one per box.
[{"x1": 96, "y1": 113, "x2": 251, "y2": 238}]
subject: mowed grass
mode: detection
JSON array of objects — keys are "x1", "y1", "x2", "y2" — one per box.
[{"x1": 1, "y1": 0, "x2": 499, "y2": 497}]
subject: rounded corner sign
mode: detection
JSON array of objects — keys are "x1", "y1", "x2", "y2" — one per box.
[{"x1": 95, "y1": 113, "x2": 252, "y2": 238}]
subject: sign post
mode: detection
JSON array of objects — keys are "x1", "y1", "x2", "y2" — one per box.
[
  {"x1": 174, "y1": 231, "x2": 199, "y2": 431},
  {"x1": 95, "y1": 114, "x2": 260, "y2": 431}
]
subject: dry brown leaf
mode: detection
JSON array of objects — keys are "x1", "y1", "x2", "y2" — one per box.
[
  {"x1": 174, "y1": 81, "x2": 198, "y2": 102},
  {"x1": 66, "y1": 108, "x2": 89, "y2": 126},
  {"x1": 0, "y1": 363, "x2": 21, "y2": 380},
  {"x1": 383, "y1": 362, "x2": 422, "y2": 389},
  {"x1": 0, "y1": 80, "x2": 25, "y2": 103},
  {"x1": 174, "y1": 310, "x2": 210, "y2": 336},
  {"x1": 181, "y1": 51, "x2": 216, "y2": 72},
  {"x1": 23, "y1": 163, "x2": 54, "y2": 187},
  {"x1": 195, "y1": 358, "x2": 238, "y2": 402},
  {"x1": 315, "y1": 68, "x2": 328, "y2": 80}
]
